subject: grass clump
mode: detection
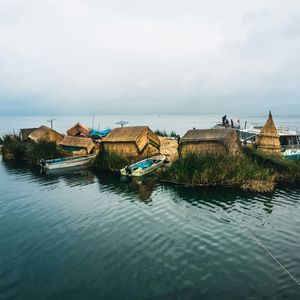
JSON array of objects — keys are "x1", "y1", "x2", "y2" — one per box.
[
  {"x1": 92, "y1": 149, "x2": 129, "y2": 172},
  {"x1": 155, "y1": 129, "x2": 177, "y2": 138},
  {"x1": 243, "y1": 147, "x2": 300, "y2": 182},
  {"x1": 2, "y1": 135, "x2": 62, "y2": 165},
  {"x1": 159, "y1": 153, "x2": 275, "y2": 192},
  {"x1": 27, "y1": 140, "x2": 62, "y2": 165},
  {"x1": 2, "y1": 135, "x2": 27, "y2": 161}
]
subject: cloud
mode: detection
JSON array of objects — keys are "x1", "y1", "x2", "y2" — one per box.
[{"x1": 0, "y1": 0, "x2": 300, "y2": 115}]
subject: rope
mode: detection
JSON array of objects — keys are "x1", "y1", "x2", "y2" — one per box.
[{"x1": 233, "y1": 215, "x2": 300, "y2": 288}]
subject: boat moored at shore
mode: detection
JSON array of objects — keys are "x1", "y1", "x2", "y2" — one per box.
[
  {"x1": 40, "y1": 154, "x2": 95, "y2": 170},
  {"x1": 120, "y1": 155, "x2": 166, "y2": 177}
]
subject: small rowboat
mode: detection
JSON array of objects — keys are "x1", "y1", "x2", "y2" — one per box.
[
  {"x1": 120, "y1": 155, "x2": 166, "y2": 177},
  {"x1": 40, "y1": 154, "x2": 95, "y2": 170}
]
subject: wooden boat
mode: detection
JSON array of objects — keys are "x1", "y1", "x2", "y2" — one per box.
[
  {"x1": 40, "y1": 154, "x2": 95, "y2": 170},
  {"x1": 120, "y1": 155, "x2": 166, "y2": 177}
]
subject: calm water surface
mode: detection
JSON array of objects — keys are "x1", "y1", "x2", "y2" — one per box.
[
  {"x1": 1, "y1": 114, "x2": 299, "y2": 136},
  {"x1": 0, "y1": 157, "x2": 300, "y2": 299},
  {"x1": 1, "y1": 115, "x2": 300, "y2": 299}
]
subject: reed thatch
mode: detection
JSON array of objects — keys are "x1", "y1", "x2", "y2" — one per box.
[
  {"x1": 102, "y1": 126, "x2": 160, "y2": 159},
  {"x1": 178, "y1": 128, "x2": 241, "y2": 157},
  {"x1": 67, "y1": 122, "x2": 90, "y2": 137},
  {"x1": 255, "y1": 111, "x2": 281, "y2": 154},
  {"x1": 19, "y1": 128, "x2": 37, "y2": 141},
  {"x1": 28, "y1": 126, "x2": 64, "y2": 145},
  {"x1": 59, "y1": 136, "x2": 94, "y2": 155}
]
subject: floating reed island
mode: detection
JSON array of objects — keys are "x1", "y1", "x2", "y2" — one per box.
[
  {"x1": 1, "y1": 113, "x2": 300, "y2": 192},
  {"x1": 159, "y1": 149, "x2": 300, "y2": 192},
  {"x1": 158, "y1": 113, "x2": 300, "y2": 192},
  {"x1": 1, "y1": 123, "x2": 99, "y2": 164}
]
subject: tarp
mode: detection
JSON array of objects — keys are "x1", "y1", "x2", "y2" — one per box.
[
  {"x1": 89, "y1": 129, "x2": 112, "y2": 137},
  {"x1": 132, "y1": 159, "x2": 154, "y2": 171}
]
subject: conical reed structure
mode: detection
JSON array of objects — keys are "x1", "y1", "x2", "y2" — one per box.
[{"x1": 255, "y1": 111, "x2": 281, "y2": 154}]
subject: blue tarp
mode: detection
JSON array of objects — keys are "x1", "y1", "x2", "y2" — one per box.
[
  {"x1": 89, "y1": 129, "x2": 112, "y2": 137},
  {"x1": 132, "y1": 159, "x2": 154, "y2": 170}
]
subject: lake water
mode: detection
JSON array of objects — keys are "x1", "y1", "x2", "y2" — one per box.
[
  {"x1": 1, "y1": 114, "x2": 300, "y2": 136},
  {"x1": 1, "y1": 115, "x2": 300, "y2": 299}
]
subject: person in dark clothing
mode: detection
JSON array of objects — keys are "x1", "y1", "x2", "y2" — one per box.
[
  {"x1": 231, "y1": 119, "x2": 234, "y2": 128},
  {"x1": 222, "y1": 115, "x2": 227, "y2": 125}
]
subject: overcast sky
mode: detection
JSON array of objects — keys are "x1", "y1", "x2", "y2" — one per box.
[{"x1": 0, "y1": 0, "x2": 300, "y2": 115}]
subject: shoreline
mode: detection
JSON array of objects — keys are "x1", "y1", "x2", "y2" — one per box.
[{"x1": 1, "y1": 127, "x2": 299, "y2": 194}]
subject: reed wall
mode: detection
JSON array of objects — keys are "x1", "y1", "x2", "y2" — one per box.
[{"x1": 179, "y1": 142, "x2": 228, "y2": 158}]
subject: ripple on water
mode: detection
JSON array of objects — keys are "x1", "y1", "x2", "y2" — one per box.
[{"x1": 0, "y1": 161, "x2": 300, "y2": 299}]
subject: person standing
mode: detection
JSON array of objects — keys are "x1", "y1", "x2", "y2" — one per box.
[{"x1": 222, "y1": 115, "x2": 227, "y2": 125}]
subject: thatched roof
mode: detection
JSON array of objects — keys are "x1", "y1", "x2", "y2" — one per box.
[
  {"x1": 59, "y1": 136, "x2": 94, "y2": 153},
  {"x1": 255, "y1": 111, "x2": 281, "y2": 154},
  {"x1": 180, "y1": 128, "x2": 241, "y2": 155},
  {"x1": 19, "y1": 128, "x2": 37, "y2": 141},
  {"x1": 67, "y1": 122, "x2": 90, "y2": 137},
  {"x1": 181, "y1": 128, "x2": 237, "y2": 143},
  {"x1": 28, "y1": 126, "x2": 64, "y2": 145},
  {"x1": 258, "y1": 111, "x2": 279, "y2": 138},
  {"x1": 103, "y1": 126, "x2": 160, "y2": 151}
]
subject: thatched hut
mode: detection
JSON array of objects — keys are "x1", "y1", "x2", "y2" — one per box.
[
  {"x1": 19, "y1": 128, "x2": 37, "y2": 141},
  {"x1": 178, "y1": 128, "x2": 241, "y2": 157},
  {"x1": 67, "y1": 122, "x2": 90, "y2": 137},
  {"x1": 255, "y1": 111, "x2": 281, "y2": 154},
  {"x1": 28, "y1": 126, "x2": 64, "y2": 145},
  {"x1": 59, "y1": 136, "x2": 95, "y2": 156},
  {"x1": 102, "y1": 126, "x2": 160, "y2": 159}
]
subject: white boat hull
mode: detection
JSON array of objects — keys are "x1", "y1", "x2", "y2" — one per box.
[
  {"x1": 283, "y1": 148, "x2": 300, "y2": 160},
  {"x1": 41, "y1": 155, "x2": 95, "y2": 170}
]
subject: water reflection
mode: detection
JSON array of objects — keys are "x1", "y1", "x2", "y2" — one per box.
[
  {"x1": 94, "y1": 171, "x2": 157, "y2": 204},
  {"x1": 1, "y1": 159, "x2": 157, "y2": 203},
  {"x1": 2, "y1": 158, "x2": 300, "y2": 211},
  {"x1": 161, "y1": 183, "x2": 263, "y2": 207},
  {"x1": 44, "y1": 167, "x2": 96, "y2": 187},
  {"x1": 1, "y1": 157, "x2": 300, "y2": 300},
  {"x1": 1, "y1": 159, "x2": 95, "y2": 188},
  {"x1": 160, "y1": 182, "x2": 300, "y2": 217}
]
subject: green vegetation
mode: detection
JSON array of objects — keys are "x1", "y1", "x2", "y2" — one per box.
[
  {"x1": 159, "y1": 152, "x2": 275, "y2": 192},
  {"x1": 243, "y1": 147, "x2": 300, "y2": 182},
  {"x1": 160, "y1": 148, "x2": 300, "y2": 192},
  {"x1": 154, "y1": 129, "x2": 177, "y2": 138},
  {"x1": 2, "y1": 135, "x2": 28, "y2": 161},
  {"x1": 2, "y1": 135, "x2": 61, "y2": 165},
  {"x1": 91, "y1": 149, "x2": 129, "y2": 172},
  {"x1": 26, "y1": 140, "x2": 61, "y2": 165}
]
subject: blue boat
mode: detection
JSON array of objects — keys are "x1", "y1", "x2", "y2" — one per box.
[{"x1": 120, "y1": 155, "x2": 166, "y2": 177}]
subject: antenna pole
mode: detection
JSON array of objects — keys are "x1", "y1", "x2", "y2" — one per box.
[{"x1": 47, "y1": 119, "x2": 55, "y2": 129}]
